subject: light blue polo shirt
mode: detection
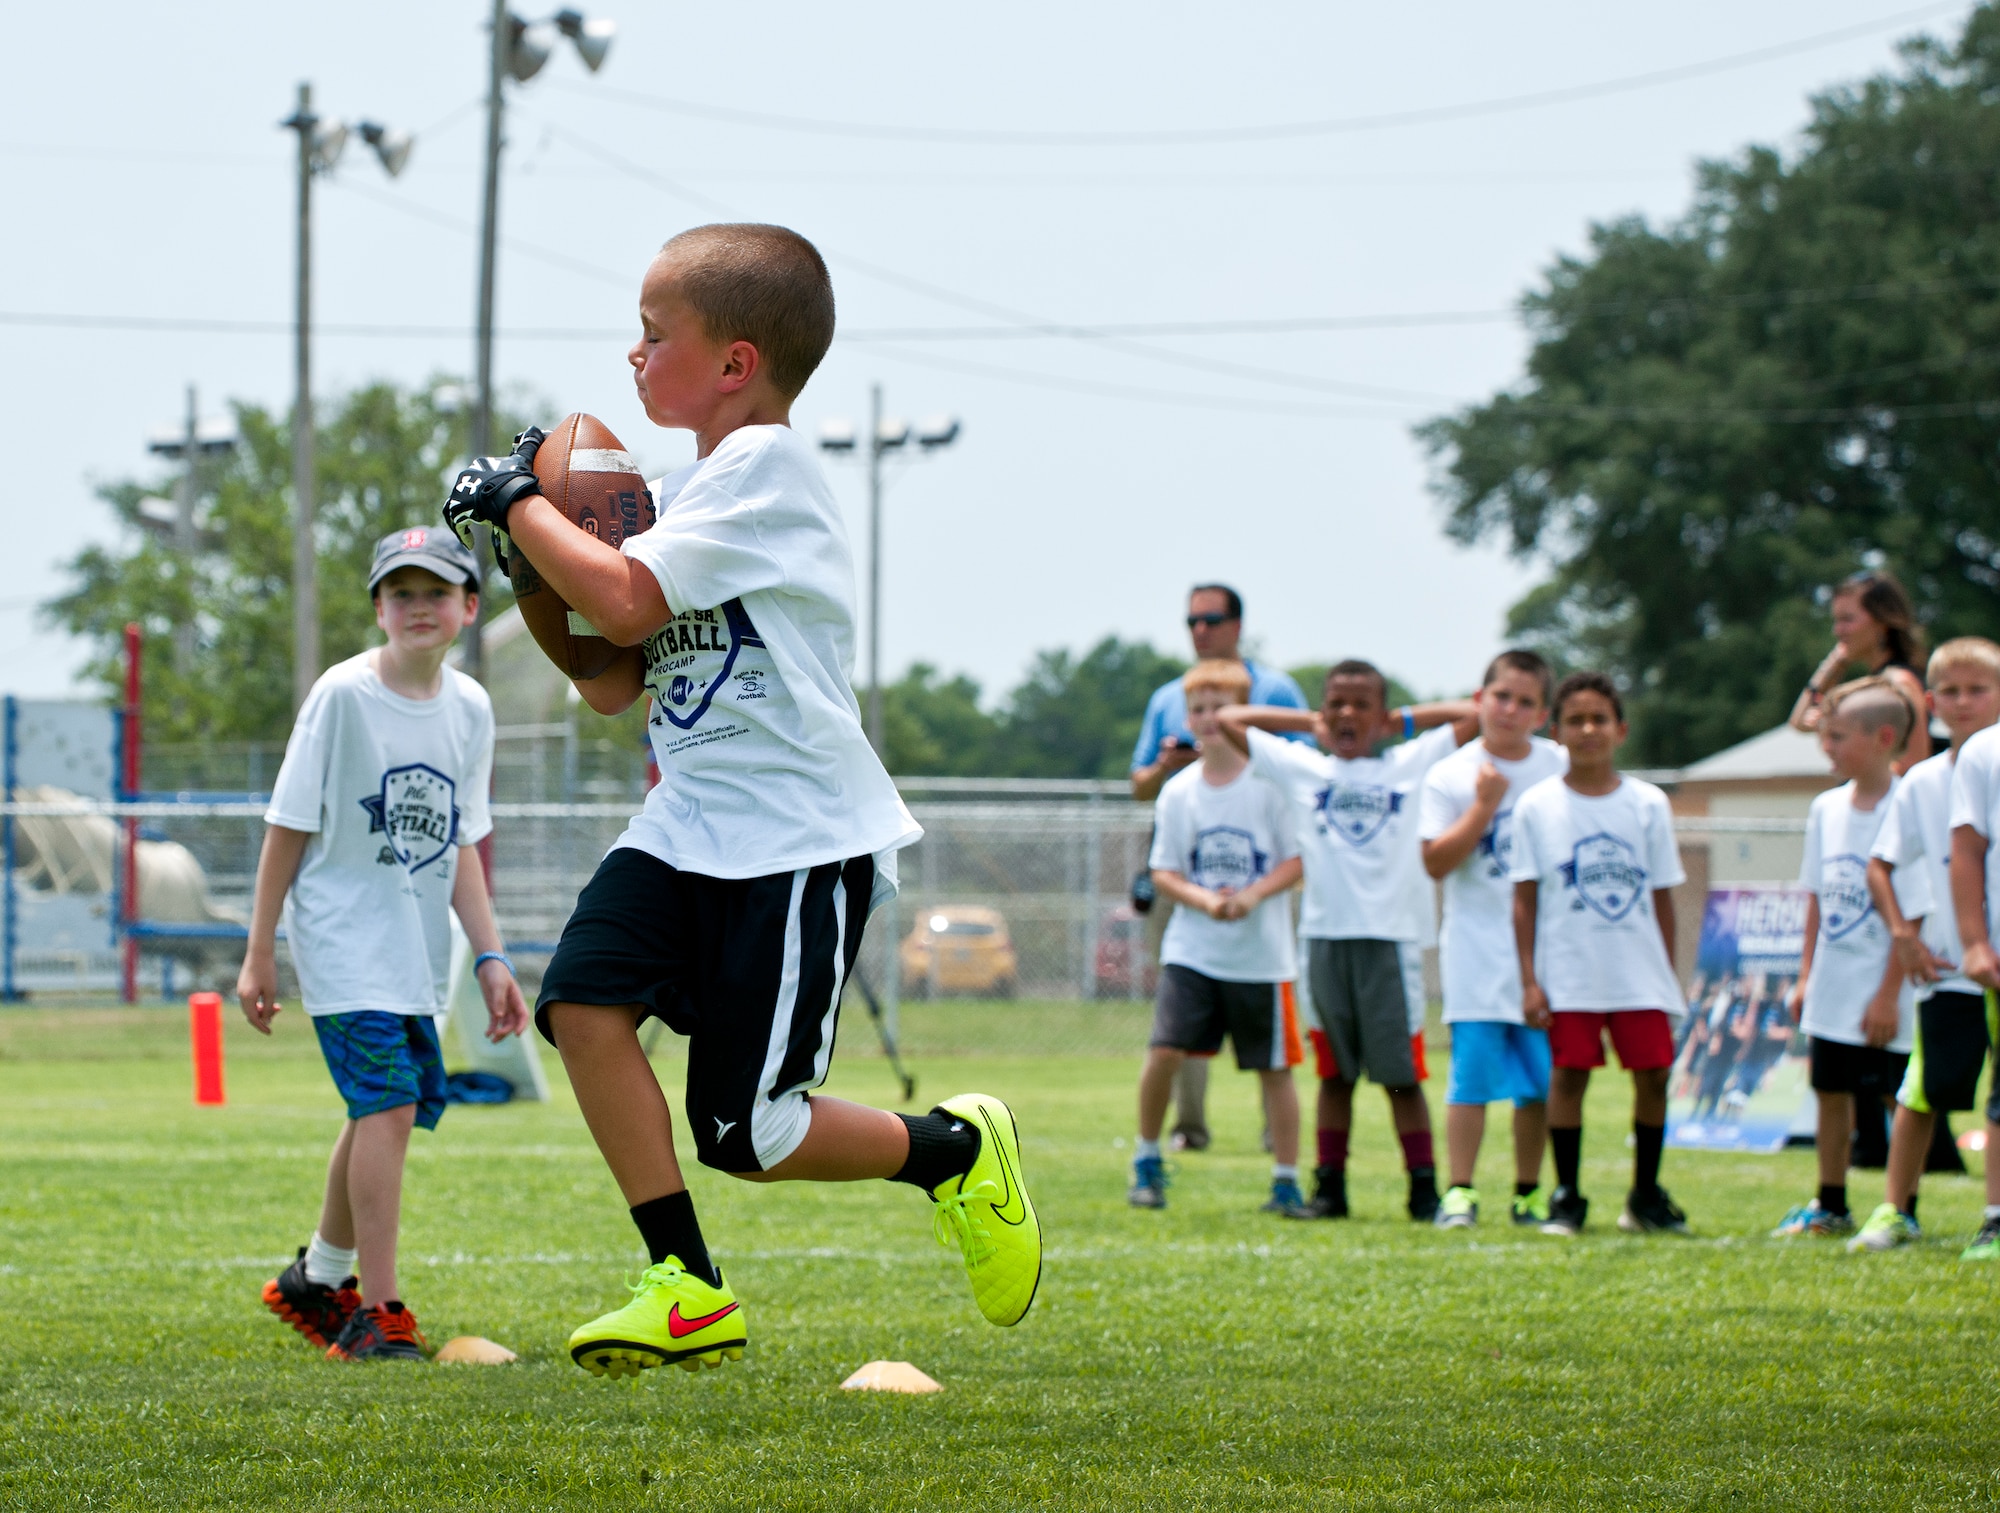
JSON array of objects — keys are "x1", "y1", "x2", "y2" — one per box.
[{"x1": 1131, "y1": 660, "x2": 1313, "y2": 770}]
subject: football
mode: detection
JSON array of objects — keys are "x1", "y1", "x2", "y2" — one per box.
[{"x1": 505, "y1": 412, "x2": 656, "y2": 679}]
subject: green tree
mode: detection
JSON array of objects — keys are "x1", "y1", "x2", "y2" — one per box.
[
  {"x1": 991, "y1": 637, "x2": 1187, "y2": 779},
  {"x1": 47, "y1": 381, "x2": 524, "y2": 744},
  {"x1": 1417, "y1": 5, "x2": 2000, "y2": 764},
  {"x1": 879, "y1": 664, "x2": 1002, "y2": 775}
]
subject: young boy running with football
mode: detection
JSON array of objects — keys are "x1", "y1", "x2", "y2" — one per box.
[
  {"x1": 242, "y1": 527, "x2": 530, "y2": 1360},
  {"x1": 1131, "y1": 659, "x2": 1306, "y2": 1213},
  {"x1": 1856, "y1": 641, "x2": 2000, "y2": 1252},
  {"x1": 441, "y1": 224, "x2": 1039, "y2": 1377},
  {"x1": 1218, "y1": 664, "x2": 1476, "y2": 1221},
  {"x1": 1418, "y1": 650, "x2": 1566, "y2": 1229},
  {"x1": 1510, "y1": 671, "x2": 1688, "y2": 1237},
  {"x1": 1770, "y1": 678, "x2": 1925, "y2": 1240}
]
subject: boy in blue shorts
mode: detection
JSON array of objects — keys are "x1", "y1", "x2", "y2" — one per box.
[
  {"x1": 1418, "y1": 650, "x2": 1566, "y2": 1228},
  {"x1": 240, "y1": 527, "x2": 529, "y2": 1361},
  {"x1": 442, "y1": 224, "x2": 1041, "y2": 1377}
]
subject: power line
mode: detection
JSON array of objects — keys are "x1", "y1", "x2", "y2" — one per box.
[{"x1": 555, "y1": 3, "x2": 1960, "y2": 148}]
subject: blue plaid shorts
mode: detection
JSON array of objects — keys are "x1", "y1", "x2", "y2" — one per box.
[{"x1": 312, "y1": 1011, "x2": 447, "y2": 1130}]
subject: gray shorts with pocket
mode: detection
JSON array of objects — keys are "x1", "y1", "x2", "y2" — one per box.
[{"x1": 1307, "y1": 937, "x2": 1419, "y2": 1088}]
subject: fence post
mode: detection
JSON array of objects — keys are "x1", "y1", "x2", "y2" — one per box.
[
  {"x1": 1082, "y1": 787, "x2": 1102, "y2": 1005},
  {"x1": 119, "y1": 622, "x2": 141, "y2": 1004},
  {"x1": 2, "y1": 695, "x2": 17, "y2": 1003}
]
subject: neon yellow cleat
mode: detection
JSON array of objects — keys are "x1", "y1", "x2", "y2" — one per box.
[
  {"x1": 568, "y1": 1258, "x2": 747, "y2": 1377},
  {"x1": 929, "y1": 1093, "x2": 1042, "y2": 1327}
]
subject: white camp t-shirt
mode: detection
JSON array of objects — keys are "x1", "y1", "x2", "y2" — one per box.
[
  {"x1": 1418, "y1": 736, "x2": 1570, "y2": 1024},
  {"x1": 1871, "y1": 749, "x2": 1978, "y2": 999},
  {"x1": 1800, "y1": 779, "x2": 1924, "y2": 1050},
  {"x1": 1508, "y1": 775, "x2": 1686, "y2": 1014},
  {"x1": 265, "y1": 653, "x2": 494, "y2": 1016},
  {"x1": 1150, "y1": 763, "x2": 1300, "y2": 982},
  {"x1": 1248, "y1": 723, "x2": 1459, "y2": 942},
  {"x1": 1950, "y1": 724, "x2": 2000, "y2": 944},
  {"x1": 617, "y1": 425, "x2": 920, "y2": 889}
]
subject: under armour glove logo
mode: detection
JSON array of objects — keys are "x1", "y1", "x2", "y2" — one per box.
[{"x1": 441, "y1": 451, "x2": 542, "y2": 549}]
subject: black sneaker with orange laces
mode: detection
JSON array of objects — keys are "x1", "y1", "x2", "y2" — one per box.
[
  {"x1": 262, "y1": 1248, "x2": 361, "y2": 1350},
  {"x1": 327, "y1": 1300, "x2": 427, "y2": 1361}
]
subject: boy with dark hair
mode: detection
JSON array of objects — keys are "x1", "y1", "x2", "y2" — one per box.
[
  {"x1": 242, "y1": 527, "x2": 529, "y2": 1361},
  {"x1": 1769, "y1": 678, "x2": 1924, "y2": 1240},
  {"x1": 1218, "y1": 663, "x2": 1476, "y2": 1221},
  {"x1": 1510, "y1": 671, "x2": 1688, "y2": 1237},
  {"x1": 1419, "y1": 649, "x2": 1566, "y2": 1228},
  {"x1": 1865, "y1": 638, "x2": 2000, "y2": 1254},
  {"x1": 442, "y1": 224, "x2": 1040, "y2": 1378},
  {"x1": 1131, "y1": 658, "x2": 1305, "y2": 1213}
]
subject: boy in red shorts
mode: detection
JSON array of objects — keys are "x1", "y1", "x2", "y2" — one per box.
[{"x1": 1510, "y1": 671, "x2": 1689, "y2": 1236}]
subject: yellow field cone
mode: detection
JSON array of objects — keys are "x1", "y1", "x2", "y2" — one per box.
[
  {"x1": 840, "y1": 1360, "x2": 942, "y2": 1394},
  {"x1": 436, "y1": 1335, "x2": 519, "y2": 1365}
]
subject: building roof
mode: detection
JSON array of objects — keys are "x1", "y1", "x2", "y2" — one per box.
[{"x1": 1679, "y1": 723, "x2": 1830, "y2": 783}]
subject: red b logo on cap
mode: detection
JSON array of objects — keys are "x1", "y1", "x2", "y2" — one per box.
[{"x1": 402, "y1": 529, "x2": 427, "y2": 549}]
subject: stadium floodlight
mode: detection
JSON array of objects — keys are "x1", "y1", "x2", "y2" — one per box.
[
  {"x1": 309, "y1": 120, "x2": 348, "y2": 173},
  {"x1": 817, "y1": 384, "x2": 963, "y2": 754},
  {"x1": 506, "y1": 16, "x2": 556, "y2": 80},
  {"x1": 554, "y1": 8, "x2": 616, "y2": 70},
  {"x1": 357, "y1": 122, "x2": 413, "y2": 178}
]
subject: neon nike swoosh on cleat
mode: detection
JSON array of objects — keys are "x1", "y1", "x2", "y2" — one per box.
[
  {"x1": 977, "y1": 1106, "x2": 1028, "y2": 1227},
  {"x1": 667, "y1": 1301, "x2": 740, "y2": 1339}
]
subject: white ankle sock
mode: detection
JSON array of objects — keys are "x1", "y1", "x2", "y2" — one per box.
[
  {"x1": 304, "y1": 1231, "x2": 357, "y2": 1287},
  {"x1": 1985, "y1": 1204, "x2": 2000, "y2": 1222},
  {"x1": 1135, "y1": 1138, "x2": 1162, "y2": 1160},
  {"x1": 1272, "y1": 1164, "x2": 1299, "y2": 1182}
]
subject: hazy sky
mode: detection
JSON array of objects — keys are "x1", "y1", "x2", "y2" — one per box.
[{"x1": 3, "y1": 1, "x2": 1971, "y2": 706}]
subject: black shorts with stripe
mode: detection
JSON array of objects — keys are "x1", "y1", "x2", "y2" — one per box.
[{"x1": 535, "y1": 846, "x2": 873, "y2": 1174}]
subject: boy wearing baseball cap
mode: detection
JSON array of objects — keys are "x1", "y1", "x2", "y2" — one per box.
[{"x1": 241, "y1": 526, "x2": 529, "y2": 1361}]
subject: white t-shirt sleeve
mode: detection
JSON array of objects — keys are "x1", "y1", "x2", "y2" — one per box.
[
  {"x1": 1246, "y1": 726, "x2": 1317, "y2": 795},
  {"x1": 1798, "y1": 798, "x2": 1824, "y2": 890},
  {"x1": 455, "y1": 695, "x2": 496, "y2": 847},
  {"x1": 1645, "y1": 787, "x2": 1687, "y2": 890},
  {"x1": 1951, "y1": 737, "x2": 1999, "y2": 838},
  {"x1": 1870, "y1": 781, "x2": 1919, "y2": 867},
  {"x1": 1416, "y1": 760, "x2": 1462, "y2": 843},
  {"x1": 265, "y1": 684, "x2": 334, "y2": 832},
  {"x1": 1507, "y1": 788, "x2": 1547, "y2": 884},
  {"x1": 621, "y1": 435, "x2": 794, "y2": 615},
  {"x1": 1892, "y1": 844, "x2": 1935, "y2": 921},
  {"x1": 1149, "y1": 779, "x2": 1192, "y2": 873},
  {"x1": 1267, "y1": 785, "x2": 1301, "y2": 863}
]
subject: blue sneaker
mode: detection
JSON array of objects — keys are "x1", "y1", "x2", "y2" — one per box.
[
  {"x1": 1260, "y1": 1178, "x2": 1307, "y2": 1215},
  {"x1": 1128, "y1": 1154, "x2": 1168, "y2": 1209}
]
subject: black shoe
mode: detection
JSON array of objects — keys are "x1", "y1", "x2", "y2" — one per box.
[
  {"x1": 1541, "y1": 1185, "x2": 1589, "y2": 1236},
  {"x1": 1288, "y1": 1164, "x2": 1348, "y2": 1219},
  {"x1": 1618, "y1": 1185, "x2": 1689, "y2": 1234},
  {"x1": 1407, "y1": 1166, "x2": 1440, "y2": 1223},
  {"x1": 261, "y1": 1247, "x2": 360, "y2": 1350},
  {"x1": 327, "y1": 1300, "x2": 428, "y2": 1361}
]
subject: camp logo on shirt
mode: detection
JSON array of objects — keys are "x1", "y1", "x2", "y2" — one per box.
[
  {"x1": 1314, "y1": 782, "x2": 1401, "y2": 847},
  {"x1": 1475, "y1": 809, "x2": 1517, "y2": 880},
  {"x1": 358, "y1": 763, "x2": 460, "y2": 873},
  {"x1": 1558, "y1": 832, "x2": 1648, "y2": 922},
  {"x1": 643, "y1": 599, "x2": 767, "y2": 734},
  {"x1": 1819, "y1": 853, "x2": 1876, "y2": 941},
  {"x1": 1188, "y1": 825, "x2": 1269, "y2": 892}
]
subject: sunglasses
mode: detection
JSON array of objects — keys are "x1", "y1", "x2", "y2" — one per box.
[{"x1": 1186, "y1": 613, "x2": 1237, "y2": 628}]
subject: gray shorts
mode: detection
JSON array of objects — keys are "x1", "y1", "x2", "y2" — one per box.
[
  {"x1": 1307, "y1": 938, "x2": 1420, "y2": 1088},
  {"x1": 1151, "y1": 965, "x2": 1301, "y2": 1071}
]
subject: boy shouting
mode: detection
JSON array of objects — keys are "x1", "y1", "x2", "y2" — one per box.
[
  {"x1": 442, "y1": 224, "x2": 1040, "y2": 1377},
  {"x1": 243, "y1": 528, "x2": 529, "y2": 1361},
  {"x1": 1510, "y1": 672, "x2": 1688, "y2": 1237},
  {"x1": 1131, "y1": 658, "x2": 1305, "y2": 1213}
]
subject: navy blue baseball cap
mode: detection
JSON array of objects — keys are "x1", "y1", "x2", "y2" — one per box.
[{"x1": 368, "y1": 526, "x2": 480, "y2": 592}]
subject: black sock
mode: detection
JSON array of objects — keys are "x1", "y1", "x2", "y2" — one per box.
[
  {"x1": 1902, "y1": 1193, "x2": 1920, "y2": 1221},
  {"x1": 629, "y1": 1191, "x2": 720, "y2": 1287},
  {"x1": 1551, "y1": 1126, "x2": 1582, "y2": 1190},
  {"x1": 1516, "y1": 1180, "x2": 1540, "y2": 1198},
  {"x1": 892, "y1": 1109, "x2": 982, "y2": 1192},
  {"x1": 1818, "y1": 1183, "x2": 1848, "y2": 1216},
  {"x1": 1633, "y1": 1121, "x2": 1665, "y2": 1197}
]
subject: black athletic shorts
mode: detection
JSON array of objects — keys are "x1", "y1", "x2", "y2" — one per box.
[
  {"x1": 1899, "y1": 989, "x2": 1996, "y2": 1116},
  {"x1": 1150, "y1": 964, "x2": 1301, "y2": 1071},
  {"x1": 1808, "y1": 1034, "x2": 1909, "y2": 1098},
  {"x1": 535, "y1": 846, "x2": 873, "y2": 1174}
]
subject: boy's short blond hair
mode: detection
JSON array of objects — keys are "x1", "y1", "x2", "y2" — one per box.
[
  {"x1": 1824, "y1": 675, "x2": 1916, "y2": 753},
  {"x1": 1927, "y1": 636, "x2": 2000, "y2": 685},
  {"x1": 1182, "y1": 658, "x2": 1252, "y2": 703},
  {"x1": 658, "y1": 223, "x2": 834, "y2": 399}
]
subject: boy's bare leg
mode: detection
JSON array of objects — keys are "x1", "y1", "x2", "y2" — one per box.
[
  {"x1": 737, "y1": 1096, "x2": 909, "y2": 1182},
  {"x1": 547, "y1": 1001, "x2": 687, "y2": 1203},
  {"x1": 316, "y1": 1120, "x2": 359, "y2": 1250},
  {"x1": 1137, "y1": 1047, "x2": 1187, "y2": 1143},
  {"x1": 1548, "y1": 1067, "x2": 1589, "y2": 1127},
  {"x1": 1632, "y1": 1067, "x2": 1670, "y2": 1126},
  {"x1": 1446, "y1": 1103, "x2": 1485, "y2": 1189},
  {"x1": 1816, "y1": 1092, "x2": 1855, "y2": 1190},
  {"x1": 347, "y1": 1105, "x2": 415, "y2": 1304},
  {"x1": 1885, "y1": 1104, "x2": 1935, "y2": 1210},
  {"x1": 1257, "y1": 1068, "x2": 1300, "y2": 1167},
  {"x1": 1513, "y1": 1101, "x2": 1548, "y2": 1187},
  {"x1": 1386, "y1": 1086, "x2": 1431, "y2": 1134},
  {"x1": 1987, "y1": 1118, "x2": 2000, "y2": 1207}
]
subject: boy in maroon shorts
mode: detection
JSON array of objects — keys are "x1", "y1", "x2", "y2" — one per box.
[{"x1": 1509, "y1": 672, "x2": 1689, "y2": 1236}]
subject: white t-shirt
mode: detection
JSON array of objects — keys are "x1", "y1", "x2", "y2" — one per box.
[
  {"x1": 1419, "y1": 735, "x2": 1570, "y2": 1024},
  {"x1": 1949, "y1": 724, "x2": 2000, "y2": 944},
  {"x1": 1150, "y1": 762, "x2": 1300, "y2": 983},
  {"x1": 1800, "y1": 780, "x2": 1924, "y2": 1050},
  {"x1": 1509, "y1": 774, "x2": 1686, "y2": 1014},
  {"x1": 1871, "y1": 749, "x2": 1978, "y2": 999},
  {"x1": 616, "y1": 425, "x2": 920, "y2": 888},
  {"x1": 1248, "y1": 723, "x2": 1459, "y2": 942},
  {"x1": 265, "y1": 653, "x2": 494, "y2": 1016}
]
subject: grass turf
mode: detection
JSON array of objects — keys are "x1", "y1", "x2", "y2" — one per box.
[{"x1": 2, "y1": 1002, "x2": 1997, "y2": 1511}]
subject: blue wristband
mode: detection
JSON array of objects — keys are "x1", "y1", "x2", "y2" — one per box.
[
  {"x1": 1401, "y1": 707, "x2": 1416, "y2": 740},
  {"x1": 474, "y1": 951, "x2": 514, "y2": 977}
]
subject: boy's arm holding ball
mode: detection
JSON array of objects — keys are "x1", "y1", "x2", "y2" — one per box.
[
  {"x1": 236, "y1": 825, "x2": 312, "y2": 1034},
  {"x1": 450, "y1": 846, "x2": 529, "y2": 1041}
]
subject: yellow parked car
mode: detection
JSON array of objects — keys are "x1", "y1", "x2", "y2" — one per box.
[{"x1": 900, "y1": 906, "x2": 1018, "y2": 999}]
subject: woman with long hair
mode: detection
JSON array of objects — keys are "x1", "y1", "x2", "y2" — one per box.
[{"x1": 1789, "y1": 569, "x2": 1931, "y2": 771}]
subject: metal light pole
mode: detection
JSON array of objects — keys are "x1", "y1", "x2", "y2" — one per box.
[
  {"x1": 145, "y1": 392, "x2": 238, "y2": 676},
  {"x1": 466, "y1": 5, "x2": 617, "y2": 681}
]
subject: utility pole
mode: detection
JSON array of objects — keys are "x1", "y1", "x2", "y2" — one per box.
[
  {"x1": 466, "y1": 0, "x2": 510, "y2": 683},
  {"x1": 173, "y1": 384, "x2": 199, "y2": 673},
  {"x1": 288, "y1": 81, "x2": 318, "y2": 712},
  {"x1": 866, "y1": 383, "x2": 885, "y2": 751}
]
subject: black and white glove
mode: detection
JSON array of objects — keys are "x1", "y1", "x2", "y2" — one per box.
[{"x1": 442, "y1": 426, "x2": 548, "y2": 550}]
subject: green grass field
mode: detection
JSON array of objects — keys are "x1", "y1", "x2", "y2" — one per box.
[{"x1": 3, "y1": 1001, "x2": 1998, "y2": 1511}]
